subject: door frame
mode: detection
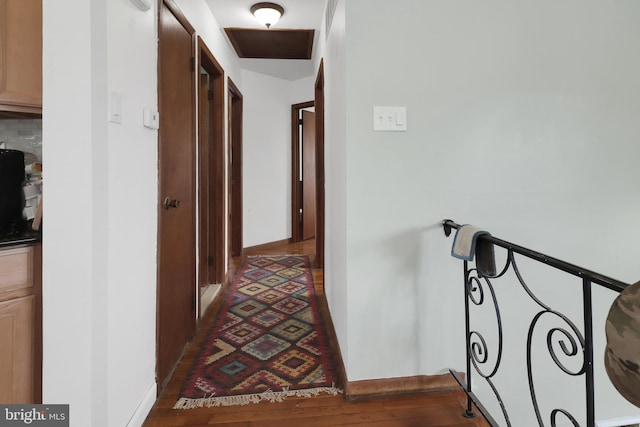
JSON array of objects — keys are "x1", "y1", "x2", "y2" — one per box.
[
  {"x1": 314, "y1": 60, "x2": 326, "y2": 268},
  {"x1": 197, "y1": 37, "x2": 225, "y2": 288},
  {"x1": 290, "y1": 100, "x2": 314, "y2": 244},
  {"x1": 228, "y1": 78, "x2": 243, "y2": 258}
]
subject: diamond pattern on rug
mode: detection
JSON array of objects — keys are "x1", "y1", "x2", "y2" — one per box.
[
  {"x1": 205, "y1": 339, "x2": 236, "y2": 365},
  {"x1": 249, "y1": 309, "x2": 286, "y2": 328},
  {"x1": 273, "y1": 297, "x2": 308, "y2": 315},
  {"x1": 277, "y1": 267, "x2": 306, "y2": 279},
  {"x1": 294, "y1": 306, "x2": 315, "y2": 324},
  {"x1": 232, "y1": 370, "x2": 290, "y2": 392},
  {"x1": 296, "y1": 330, "x2": 321, "y2": 356},
  {"x1": 271, "y1": 349, "x2": 316, "y2": 379},
  {"x1": 230, "y1": 300, "x2": 267, "y2": 318},
  {"x1": 204, "y1": 353, "x2": 261, "y2": 388},
  {"x1": 275, "y1": 281, "x2": 306, "y2": 295},
  {"x1": 272, "y1": 319, "x2": 313, "y2": 341},
  {"x1": 220, "y1": 312, "x2": 243, "y2": 331},
  {"x1": 238, "y1": 283, "x2": 270, "y2": 296},
  {"x1": 244, "y1": 268, "x2": 272, "y2": 281},
  {"x1": 242, "y1": 334, "x2": 291, "y2": 361},
  {"x1": 301, "y1": 365, "x2": 328, "y2": 385},
  {"x1": 175, "y1": 255, "x2": 340, "y2": 409},
  {"x1": 254, "y1": 289, "x2": 288, "y2": 304},
  {"x1": 222, "y1": 323, "x2": 262, "y2": 346},
  {"x1": 257, "y1": 274, "x2": 289, "y2": 287}
]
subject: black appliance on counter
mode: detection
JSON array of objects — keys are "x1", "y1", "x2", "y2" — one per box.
[{"x1": 0, "y1": 149, "x2": 25, "y2": 234}]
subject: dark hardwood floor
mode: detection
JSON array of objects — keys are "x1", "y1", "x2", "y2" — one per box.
[{"x1": 143, "y1": 239, "x2": 489, "y2": 427}]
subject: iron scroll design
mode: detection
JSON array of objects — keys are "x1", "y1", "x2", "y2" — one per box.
[
  {"x1": 464, "y1": 261, "x2": 512, "y2": 425},
  {"x1": 443, "y1": 219, "x2": 628, "y2": 427}
]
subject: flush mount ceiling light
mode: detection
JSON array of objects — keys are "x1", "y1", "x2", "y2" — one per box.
[{"x1": 250, "y1": 2, "x2": 284, "y2": 29}]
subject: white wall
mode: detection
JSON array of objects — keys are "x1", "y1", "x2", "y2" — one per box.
[
  {"x1": 173, "y1": 0, "x2": 242, "y2": 84},
  {"x1": 317, "y1": 0, "x2": 640, "y2": 424},
  {"x1": 241, "y1": 71, "x2": 315, "y2": 247},
  {"x1": 44, "y1": 0, "x2": 159, "y2": 426},
  {"x1": 105, "y1": 1, "x2": 159, "y2": 426},
  {"x1": 316, "y1": 0, "x2": 350, "y2": 375},
  {"x1": 43, "y1": 0, "x2": 314, "y2": 425},
  {"x1": 43, "y1": 0, "x2": 109, "y2": 425}
]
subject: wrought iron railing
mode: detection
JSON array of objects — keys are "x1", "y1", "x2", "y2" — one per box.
[{"x1": 442, "y1": 219, "x2": 629, "y2": 427}]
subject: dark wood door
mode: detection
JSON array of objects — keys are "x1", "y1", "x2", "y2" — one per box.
[
  {"x1": 302, "y1": 110, "x2": 316, "y2": 240},
  {"x1": 314, "y1": 61, "x2": 325, "y2": 268},
  {"x1": 228, "y1": 78, "x2": 243, "y2": 257},
  {"x1": 157, "y1": 0, "x2": 196, "y2": 386},
  {"x1": 198, "y1": 70, "x2": 211, "y2": 289},
  {"x1": 198, "y1": 39, "x2": 226, "y2": 287}
]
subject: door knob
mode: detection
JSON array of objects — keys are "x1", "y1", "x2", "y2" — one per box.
[{"x1": 163, "y1": 197, "x2": 180, "y2": 209}]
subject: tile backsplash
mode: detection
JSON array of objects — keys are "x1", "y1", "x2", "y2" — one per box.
[{"x1": 0, "y1": 119, "x2": 42, "y2": 164}]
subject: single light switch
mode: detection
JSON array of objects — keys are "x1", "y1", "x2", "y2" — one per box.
[
  {"x1": 143, "y1": 108, "x2": 160, "y2": 129},
  {"x1": 373, "y1": 106, "x2": 407, "y2": 132}
]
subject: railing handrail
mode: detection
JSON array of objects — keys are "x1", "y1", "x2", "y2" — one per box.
[
  {"x1": 443, "y1": 218, "x2": 632, "y2": 426},
  {"x1": 442, "y1": 219, "x2": 629, "y2": 293}
]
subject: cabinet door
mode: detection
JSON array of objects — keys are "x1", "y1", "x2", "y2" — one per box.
[
  {"x1": 0, "y1": 246, "x2": 33, "y2": 295},
  {"x1": 0, "y1": 0, "x2": 42, "y2": 113},
  {"x1": 0, "y1": 295, "x2": 34, "y2": 403}
]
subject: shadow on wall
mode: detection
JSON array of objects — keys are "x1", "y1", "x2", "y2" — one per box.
[{"x1": 375, "y1": 221, "x2": 463, "y2": 374}]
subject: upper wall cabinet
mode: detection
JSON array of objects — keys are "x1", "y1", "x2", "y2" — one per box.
[{"x1": 0, "y1": 0, "x2": 42, "y2": 114}]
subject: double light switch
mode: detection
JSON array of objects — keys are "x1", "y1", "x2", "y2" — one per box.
[{"x1": 373, "y1": 106, "x2": 407, "y2": 132}]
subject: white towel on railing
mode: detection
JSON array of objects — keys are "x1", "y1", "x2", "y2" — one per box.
[
  {"x1": 451, "y1": 225, "x2": 489, "y2": 260},
  {"x1": 451, "y1": 224, "x2": 496, "y2": 276}
]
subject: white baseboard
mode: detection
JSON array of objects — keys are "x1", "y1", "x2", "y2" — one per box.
[
  {"x1": 127, "y1": 382, "x2": 157, "y2": 427},
  {"x1": 200, "y1": 284, "x2": 222, "y2": 317},
  {"x1": 597, "y1": 415, "x2": 640, "y2": 427}
]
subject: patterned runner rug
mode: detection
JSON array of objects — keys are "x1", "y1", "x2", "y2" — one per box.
[{"x1": 174, "y1": 255, "x2": 341, "y2": 408}]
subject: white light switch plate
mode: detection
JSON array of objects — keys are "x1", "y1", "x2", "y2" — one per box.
[
  {"x1": 109, "y1": 91, "x2": 122, "y2": 124},
  {"x1": 143, "y1": 109, "x2": 160, "y2": 129},
  {"x1": 373, "y1": 106, "x2": 407, "y2": 132}
]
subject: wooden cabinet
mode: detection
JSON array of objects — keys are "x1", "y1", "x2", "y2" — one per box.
[
  {"x1": 0, "y1": 295, "x2": 34, "y2": 403},
  {"x1": 0, "y1": 244, "x2": 40, "y2": 403},
  {"x1": 0, "y1": 0, "x2": 43, "y2": 114}
]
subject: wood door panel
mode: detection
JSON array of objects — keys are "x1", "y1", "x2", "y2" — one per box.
[
  {"x1": 157, "y1": 1, "x2": 196, "y2": 386},
  {"x1": 314, "y1": 61, "x2": 325, "y2": 268},
  {"x1": 0, "y1": 246, "x2": 33, "y2": 293},
  {"x1": 302, "y1": 110, "x2": 316, "y2": 240},
  {"x1": 198, "y1": 72, "x2": 210, "y2": 288},
  {"x1": 228, "y1": 79, "x2": 243, "y2": 257},
  {"x1": 0, "y1": 295, "x2": 34, "y2": 403},
  {"x1": 199, "y1": 40, "x2": 226, "y2": 286},
  {"x1": 0, "y1": 0, "x2": 42, "y2": 110}
]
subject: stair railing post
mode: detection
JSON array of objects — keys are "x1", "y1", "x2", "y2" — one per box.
[
  {"x1": 583, "y1": 278, "x2": 595, "y2": 426},
  {"x1": 463, "y1": 260, "x2": 476, "y2": 418}
]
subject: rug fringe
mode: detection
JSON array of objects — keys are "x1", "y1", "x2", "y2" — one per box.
[{"x1": 173, "y1": 385, "x2": 343, "y2": 409}]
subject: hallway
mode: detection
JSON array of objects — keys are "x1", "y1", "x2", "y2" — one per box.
[{"x1": 142, "y1": 239, "x2": 489, "y2": 426}]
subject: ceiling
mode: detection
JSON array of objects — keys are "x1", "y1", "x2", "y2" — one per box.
[{"x1": 204, "y1": 0, "x2": 327, "y2": 81}]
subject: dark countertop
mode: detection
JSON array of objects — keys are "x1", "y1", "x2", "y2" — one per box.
[{"x1": 0, "y1": 223, "x2": 41, "y2": 248}]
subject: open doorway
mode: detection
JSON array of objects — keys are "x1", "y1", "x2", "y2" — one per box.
[
  {"x1": 291, "y1": 100, "x2": 315, "y2": 244},
  {"x1": 291, "y1": 60, "x2": 325, "y2": 269},
  {"x1": 197, "y1": 37, "x2": 225, "y2": 316}
]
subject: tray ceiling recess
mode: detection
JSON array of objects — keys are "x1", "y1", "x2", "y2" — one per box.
[{"x1": 224, "y1": 28, "x2": 315, "y2": 60}]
